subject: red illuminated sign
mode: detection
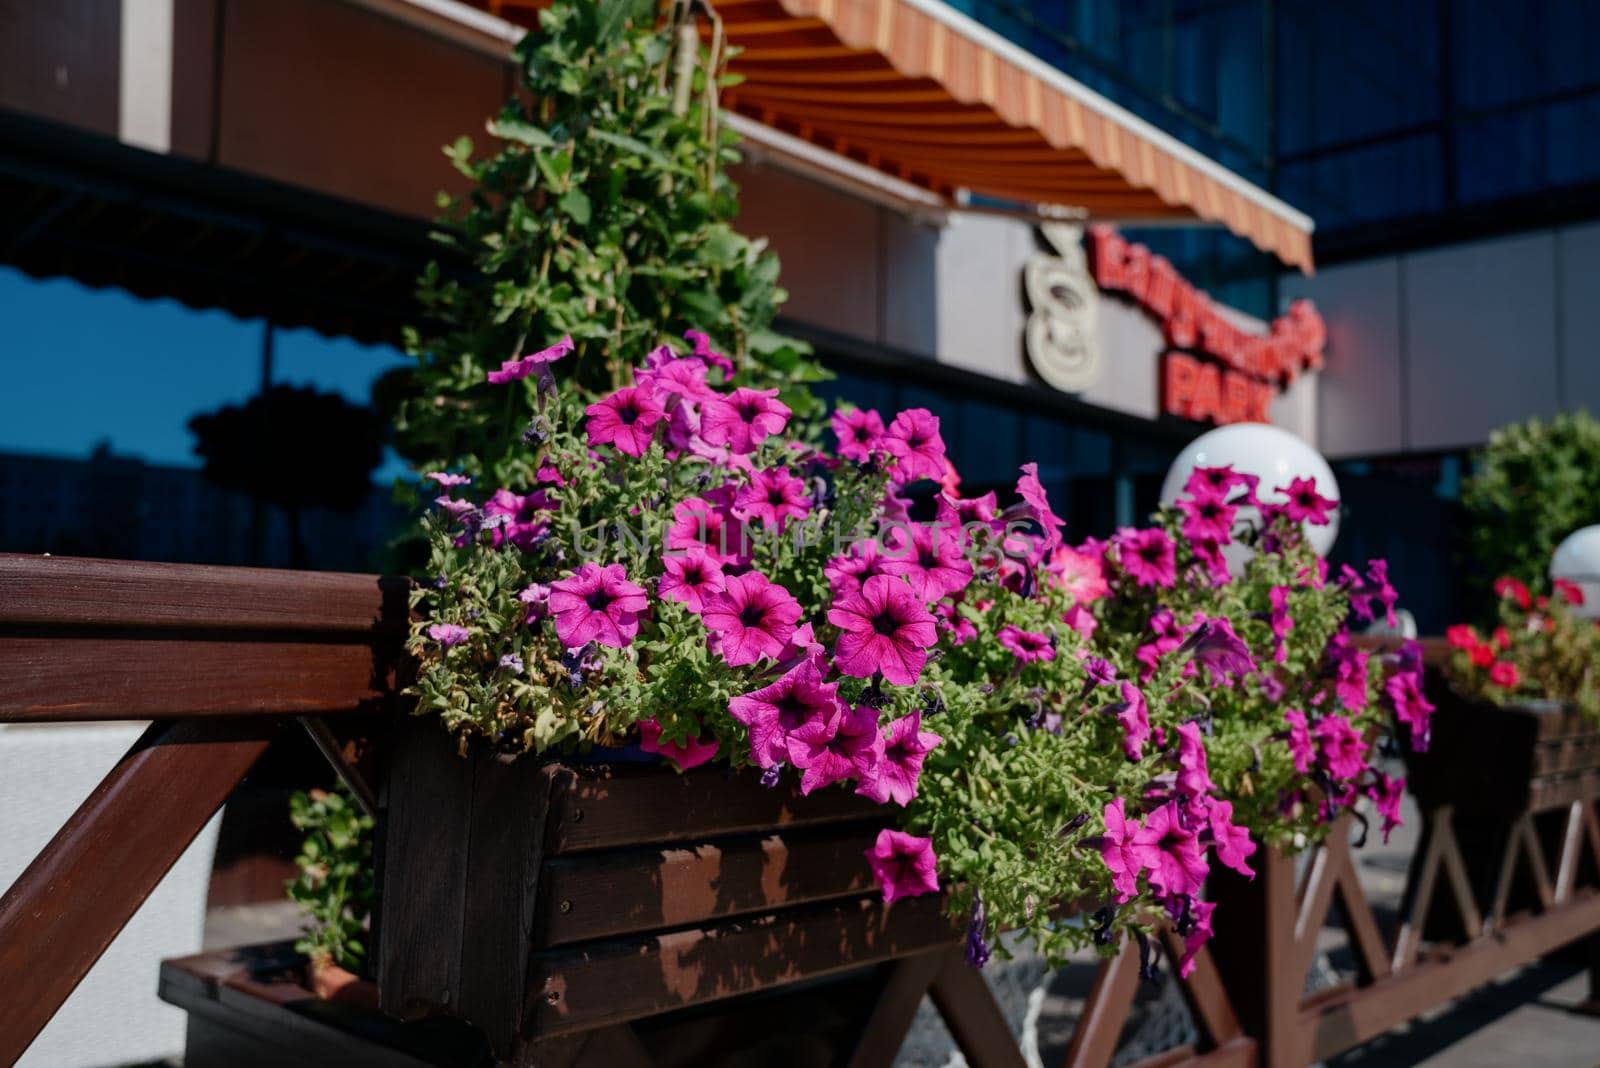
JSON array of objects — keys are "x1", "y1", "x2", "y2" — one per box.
[{"x1": 1086, "y1": 226, "x2": 1325, "y2": 425}]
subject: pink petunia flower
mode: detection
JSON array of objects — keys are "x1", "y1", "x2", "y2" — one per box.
[
  {"x1": 935, "y1": 600, "x2": 978, "y2": 646},
  {"x1": 1333, "y1": 646, "x2": 1370, "y2": 712},
  {"x1": 1186, "y1": 616, "x2": 1256, "y2": 684},
  {"x1": 1115, "y1": 682, "x2": 1151, "y2": 762},
  {"x1": 788, "y1": 703, "x2": 883, "y2": 795},
  {"x1": 828, "y1": 575, "x2": 938, "y2": 686},
  {"x1": 1279, "y1": 476, "x2": 1336, "y2": 525},
  {"x1": 425, "y1": 471, "x2": 473, "y2": 488},
  {"x1": 517, "y1": 582, "x2": 551, "y2": 624},
  {"x1": 855, "y1": 711, "x2": 942, "y2": 806},
  {"x1": 1313, "y1": 713, "x2": 1368, "y2": 779},
  {"x1": 1062, "y1": 602, "x2": 1099, "y2": 640},
  {"x1": 635, "y1": 350, "x2": 716, "y2": 404},
  {"x1": 701, "y1": 571, "x2": 803, "y2": 667},
  {"x1": 700, "y1": 388, "x2": 791, "y2": 454},
  {"x1": 879, "y1": 523, "x2": 973, "y2": 601},
  {"x1": 1177, "y1": 492, "x2": 1237, "y2": 544},
  {"x1": 1099, "y1": 798, "x2": 1144, "y2": 901},
  {"x1": 658, "y1": 548, "x2": 725, "y2": 614},
  {"x1": 483, "y1": 488, "x2": 554, "y2": 550},
  {"x1": 1283, "y1": 709, "x2": 1315, "y2": 773},
  {"x1": 486, "y1": 334, "x2": 573, "y2": 384},
  {"x1": 1184, "y1": 464, "x2": 1257, "y2": 503},
  {"x1": 637, "y1": 719, "x2": 720, "y2": 771},
  {"x1": 825, "y1": 539, "x2": 890, "y2": 597},
  {"x1": 997, "y1": 625, "x2": 1055, "y2": 664},
  {"x1": 883, "y1": 408, "x2": 947, "y2": 482},
  {"x1": 585, "y1": 386, "x2": 665, "y2": 457},
  {"x1": 1177, "y1": 898, "x2": 1217, "y2": 979},
  {"x1": 1133, "y1": 801, "x2": 1209, "y2": 898},
  {"x1": 427, "y1": 622, "x2": 470, "y2": 647},
  {"x1": 1385, "y1": 668, "x2": 1434, "y2": 751},
  {"x1": 1043, "y1": 545, "x2": 1108, "y2": 604},
  {"x1": 547, "y1": 562, "x2": 649, "y2": 649},
  {"x1": 1173, "y1": 721, "x2": 1217, "y2": 801},
  {"x1": 1369, "y1": 771, "x2": 1406, "y2": 843},
  {"x1": 1015, "y1": 463, "x2": 1066, "y2": 548},
  {"x1": 1205, "y1": 799, "x2": 1257, "y2": 878},
  {"x1": 1268, "y1": 585, "x2": 1294, "y2": 663},
  {"x1": 684, "y1": 329, "x2": 735, "y2": 381},
  {"x1": 1114, "y1": 527, "x2": 1177, "y2": 588},
  {"x1": 733, "y1": 466, "x2": 811, "y2": 531},
  {"x1": 667, "y1": 494, "x2": 747, "y2": 565},
  {"x1": 832, "y1": 407, "x2": 887, "y2": 462},
  {"x1": 864, "y1": 829, "x2": 940, "y2": 903},
  {"x1": 728, "y1": 656, "x2": 840, "y2": 768}
]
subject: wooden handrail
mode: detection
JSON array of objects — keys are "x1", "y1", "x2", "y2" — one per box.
[{"x1": 0, "y1": 553, "x2": 408, "y2": 1063}]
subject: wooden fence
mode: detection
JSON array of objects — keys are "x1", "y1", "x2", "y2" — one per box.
[{"x1": 2, "y1": 553, "x2": 1597, "y2": 1068}]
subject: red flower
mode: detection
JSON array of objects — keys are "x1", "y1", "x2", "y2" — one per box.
[
  {"x1": 1469, "y1": 642, "x2": 1495, "y2": 668},
  {"x1": 1555, "y1": 578, "x2": 1587, "y2": 606},
  {"x1": 1489, "y1": 660, "x2": 1521, "y2": 689},
  {"x1": 1492, "y1": 626, "x2": 1511, "y2": 650},
  {"x1": 1493, "y1": 576, "x2": 1532, "y2": 609},
  {"x1": 1445, "y1": 623, "x2": 1479, "y2": 650}
]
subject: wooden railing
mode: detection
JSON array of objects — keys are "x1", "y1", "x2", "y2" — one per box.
[
  {"x1": 2, "y1": 553, "x2": 1597, "y2": 1068},
  {"x1": 0, "y1": 553, "x2": 407, "y2": 1065}
]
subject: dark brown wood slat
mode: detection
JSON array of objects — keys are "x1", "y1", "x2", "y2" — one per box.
[
  {"x1": 539, "y1": 824, "x2": 884, "y2": 946},
  {"x1": 0, "y1": 636, "x2": 394, "y2": 721},
  {"x1": 525, "y1": 894, "x2": 958, "y2": 1037},
  {"x1": 0, "y1": 553, "x2": 406, "y2": 632},
  {"x1": 925, "y1": 946, "x2": 1029, "y2": 1068},
  {"x1": 549, "y1": 765, "x2": 881, "y2": 853},
  {"x1": 0, "y1": 718, "x2": 277, "y2": 1065},
  {"x1": 846, "y1": 948, "x2": 947, "y2": 1068},
  {"x1": 1064, "y1": 938, "x2": 1141, "y2": 1068}
]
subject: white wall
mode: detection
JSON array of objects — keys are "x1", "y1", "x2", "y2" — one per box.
[{"x1": 1284, "y1": 222, "x2": 1600, "y2": 458}]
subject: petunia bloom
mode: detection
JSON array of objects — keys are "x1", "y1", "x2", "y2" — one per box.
[
  {"x1": 658, "y1": 548, "x2": 725, "y2": 614},
  {"x1": 1099, "y1": 798, "x2": 1144, "y2": 901},
  {"x1": 825, "y1": 539, "x2": 890, "y2": 597},
  {"x1": 1114, "y1": 527, "x2": 1177, "y2": 588},
  {"x1": 856, "y1": 711, "x2": 942, "y2": 806},
  {"x1": 1173, "y1": 721, "x2": 1217, "y2": 800},
  {"x1": 1313, "y1": 713, "x2": 1369, "y2": 780},
  {"x1": 637, "y1": 719, "x2": 720, "y2": 772},
  {"x1": 879, "y1": 522, "x2": 973, "y2": 601},
  {"x1": 1279, "y1": 476, "x2": 1336, "y2": 525},
  {"x1": 700, "y1": 387, "x2": 791, "y2": 454},
  {"x1": 1268, "y1": 585, "x2": 1294, "y2": 663},
  {"x1": 1043, "y1": 545, "x2": 1108, "y2": 604},
  {"x1": 486, "y1": 334, "x2": 573, "y2": 384},
  {"x1": 1133, "y1": 801, "x2": 1209, "y2": 898},
  {"x1": 883, "y1": 408, "x2": 948, "y2": 482},
  {"x1": 425, "y1": 471, "x2": 472, "y2": 488},
  {"x1": 667, "y1": 494, "x2": 747, "y2": 565},
  {"x1": 1177, "y1": 898, "x2": 1217, "y2": 979},
  {"x1": 684, "y1": 328, "x2": 735, "y2": 380},
  {"x1": 1015, "y1": 463, "x2": 1066, "y2": 548},
  {"x1": 1062, "y1": 602, "x2": 1099, "y2": 640},
  {"x1": 1489, "y1": 660, "x2": 1521, "y2": 689},
  {"x1": 1115, "y1": 682, "x2": 1151, "y2": 761},
  {"x1": 547, "y1": 562, "x2": 649, "y2": 649},
  {"x1": 1283, "y1": 709, "x2": 1315, "y2": 773},
  {"x1": 788, "y1": 703, "x2": 883, "y2": 795},
  {"x1": 1369, "y1": 771, "x2": 1406, "y2": 843},
  {"x1": 832, "y1": 407, "x2": 887, "y2": 462},
  {"x1": 1184, "y1": 464, "x2": 1257, "y2": 503},
  {"x1": 1205, "y1": 799, "x2": 1257, "y2": 878},
  {"x1": 864, "y1": 829, "x2": 940, "y2": 903},
  {"x1": 728, "y1": 656, "x2": 840, "y2": 768},
  {"x1": 1187, "y1": 616, "x2": 1257, "y2": 684},
  {"x1": 733, "y1": 466, "x2": 812, "y2": 532},
  {"x1": 1385, "y1": 668, "x2": 1434, "y2": 751},
  {"x1": 828, "y1": 575, "x2": 939, "y2": 685},
  {"x1": 997, "y1": 625, "x2": 1055, "y2": 664},
  {"x1": 483, "y1": 487, "x2": 554, "y2": 551},
  {"x1": 586, "y1": 386, "x2": 665, "y2": 457},
  {"x1": 701, "y1": 571, "x2": 803, "y2": 667},
  {"x1": 427, "y1": 622, "x2": 470, "y2": 647},
  {"x1": 1177, "y1": 492, "x2": 1237, "y2": 544}
]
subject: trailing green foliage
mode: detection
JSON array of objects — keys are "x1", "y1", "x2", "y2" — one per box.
[
  {"x1": 285, "y1": 786, "x2": 374, "y2": 972},
  {"x1": 393, "y1": 0, "x2": 826, "y2": 488}
]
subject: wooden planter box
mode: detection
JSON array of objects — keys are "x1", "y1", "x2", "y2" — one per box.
[
  {"x1": 375, "y1": 717, "x2": 962, "y2": 1064},
  {"x1": 1406, "y1": 670, "x2": 1600, "y2": 930}
]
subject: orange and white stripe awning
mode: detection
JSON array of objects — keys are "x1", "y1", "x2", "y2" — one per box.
[{"x1": 470, "y1": 0, "x2": 1315, "y2": 272}]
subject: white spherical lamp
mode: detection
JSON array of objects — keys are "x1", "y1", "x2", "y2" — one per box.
[
  {"x1": 1550, "y1": 525, "x2": 1600, "y2": 620},
  {"x1": 1159, "y1": 423, "x2": 1340, "y2": 571}
]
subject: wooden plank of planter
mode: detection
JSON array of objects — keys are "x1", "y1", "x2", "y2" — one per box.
[
  {"x1": 0, "y1": 636, "x2": 395, "y2": 721},
  {"x1": 0, "y1": 553, "x2": 407, "y2": 633},
  {"x1": 0, "y1": 717, "x2": 277, "y2": 1065},
  {"x1": 1528, "y1": 769, "x2": 1600, "y2": 813},
  {"x1": 548, "y1": 765, "x2": 882, "y2": 853},
  {"x1": 525, "y1": 893, "x2": 960, "y2": 1037},
  {"x1": 538, "y1": 823, "x2": 885, "y2": 946}
]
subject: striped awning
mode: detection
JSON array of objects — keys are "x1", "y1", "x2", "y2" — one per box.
[{"x1": 476, "y1": 0, "x2": 1316, "y2": 272}]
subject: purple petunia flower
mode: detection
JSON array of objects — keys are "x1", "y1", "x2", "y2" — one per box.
[
  {"x1": 997, "y1": 625, "x2": 1055, "y2": 664},
  {"x1": 727, "y1": 656, "x2": 840, "y2": 768},
  {"x1": 1133, "y1": 801, "x2": 1208, "y2": 898},
  {"x1": 637, "y1": 718, "x2": 720, "y2": 772},
  {"x1": 883, "y1": 408, "x2": 947, "y2": 483},
  {"x1": 1205, "y1": 798, "x2": 1256, "y2": 878},
  {"x1": 666, "y1": 493, "x2": 747, "y2": 566},
  {"x1": 1313, "y1": 713, "x2": 1369, "y2": 780},
  {"x1": 788, "y1": 703, "x2": 883, "y2": 795},
  {"x1": 832, "y1": 407, "x2": 887, "y2": 462},
  {"x1": 498, "y1": 652, "x2": 524, "y2": 673},
  {"x1": 427, "y1": 622, "x2": 470, "y2": 647},
  {"x1": 1369, "y1": 771, "x2": 1406, "y2": 843},
  {"x1": 547, "y1": 562, "x2": 649, "y2": 649},
  {"x1": 1174, "y1": 721, "x2": 1217, "y2": 801},
  {"x1": 657, "y1": 548, "x2": 725, "y2": 615},
  {"x1": 1184, "y1": 464, "x2": 1257, "y2": 504},
  {"x1": 700, "y1": 387, "x2": 790, "y2": 454},
  {"x1": 486, "y1": 334, "x2": 573, "y2": 385},
  {"x1": 1283, "y1": 708, "x2": 1315, "y2": 772},
  {"x1": 863, "y1": 829, "x2": 940, "y2": 903},
  {"x1": 1099, "y1": 798, "x2": 1144, "y2": 902},
  {"x1": 879, "y1": 523, "x2": 973, "y2": 602},
  {"x1": 1115, "y1": 681, "x2": 1151, "y2": 762},
  {"x1": 1385, "y1": 667, "x2": 1434, "y2": 752},
  {"x1": 701, "y1": 571, "x2": 803, "y2": 667},
  {"x1": 483, "y1": 488, "x2": 554, "y2": 551},
  {"x1": 827, "y1": 575, "x2": 938, "y2": 686},
  {"x1": 855, "y1": 710, "x2": 942, "y2": 806},
  {"x1": 1084, "y1": 657, "x2": 1117, "y2": 688},
  {"x1": 733, "y1": 466, "x2": 812, "y2": 532},
  {"x1": 966, "y1": 893, "x2": 992, "y2": 969},
  {"x1": 1114, "y1": 527, "x2": 1177, "y2": 589},
  {"x1": 1279, "y1": 476, "x2": 1336, "y2": 525},
  {"x1": 1186, "y1": 616, "x2": 1256, "y2": 684},
  {"x1": 585, "y1": 386, "x2": 665, "y2": 458},
  {"x1": 1177, "y1": 491, "x2": 1237, "y2": 545},
  {"x1": 425, "y1": 471, "x2": 473, "y2": 488}
]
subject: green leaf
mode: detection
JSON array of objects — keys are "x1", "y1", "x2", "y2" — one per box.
[
  {"x1": 487, "y1": 116, "x2": 556, "y2": 148},
  {"x1": 558, "y1": 188, "x2": 593, "y2": 225}
]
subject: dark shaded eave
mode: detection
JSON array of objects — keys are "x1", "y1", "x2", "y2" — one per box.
[{"x1": 0, "y1": 110, "x2": 439, "y2": 346}]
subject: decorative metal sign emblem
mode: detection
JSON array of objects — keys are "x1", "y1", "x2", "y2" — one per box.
[{"x1": 1023, "y1": 222, "x2": 1100, "y2": 393}]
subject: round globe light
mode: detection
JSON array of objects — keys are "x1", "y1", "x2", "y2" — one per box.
[
  {"x1": 1550, "y1": 525, "x2": 1600, "y2": 620},
  {"x1": 1159, "y1": 423, "x2": 1341, "y2": 573}
]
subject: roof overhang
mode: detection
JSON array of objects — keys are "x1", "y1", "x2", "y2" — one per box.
[{"x1": 422, "y1": 0, "x2": 1317, "y2": 271}]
